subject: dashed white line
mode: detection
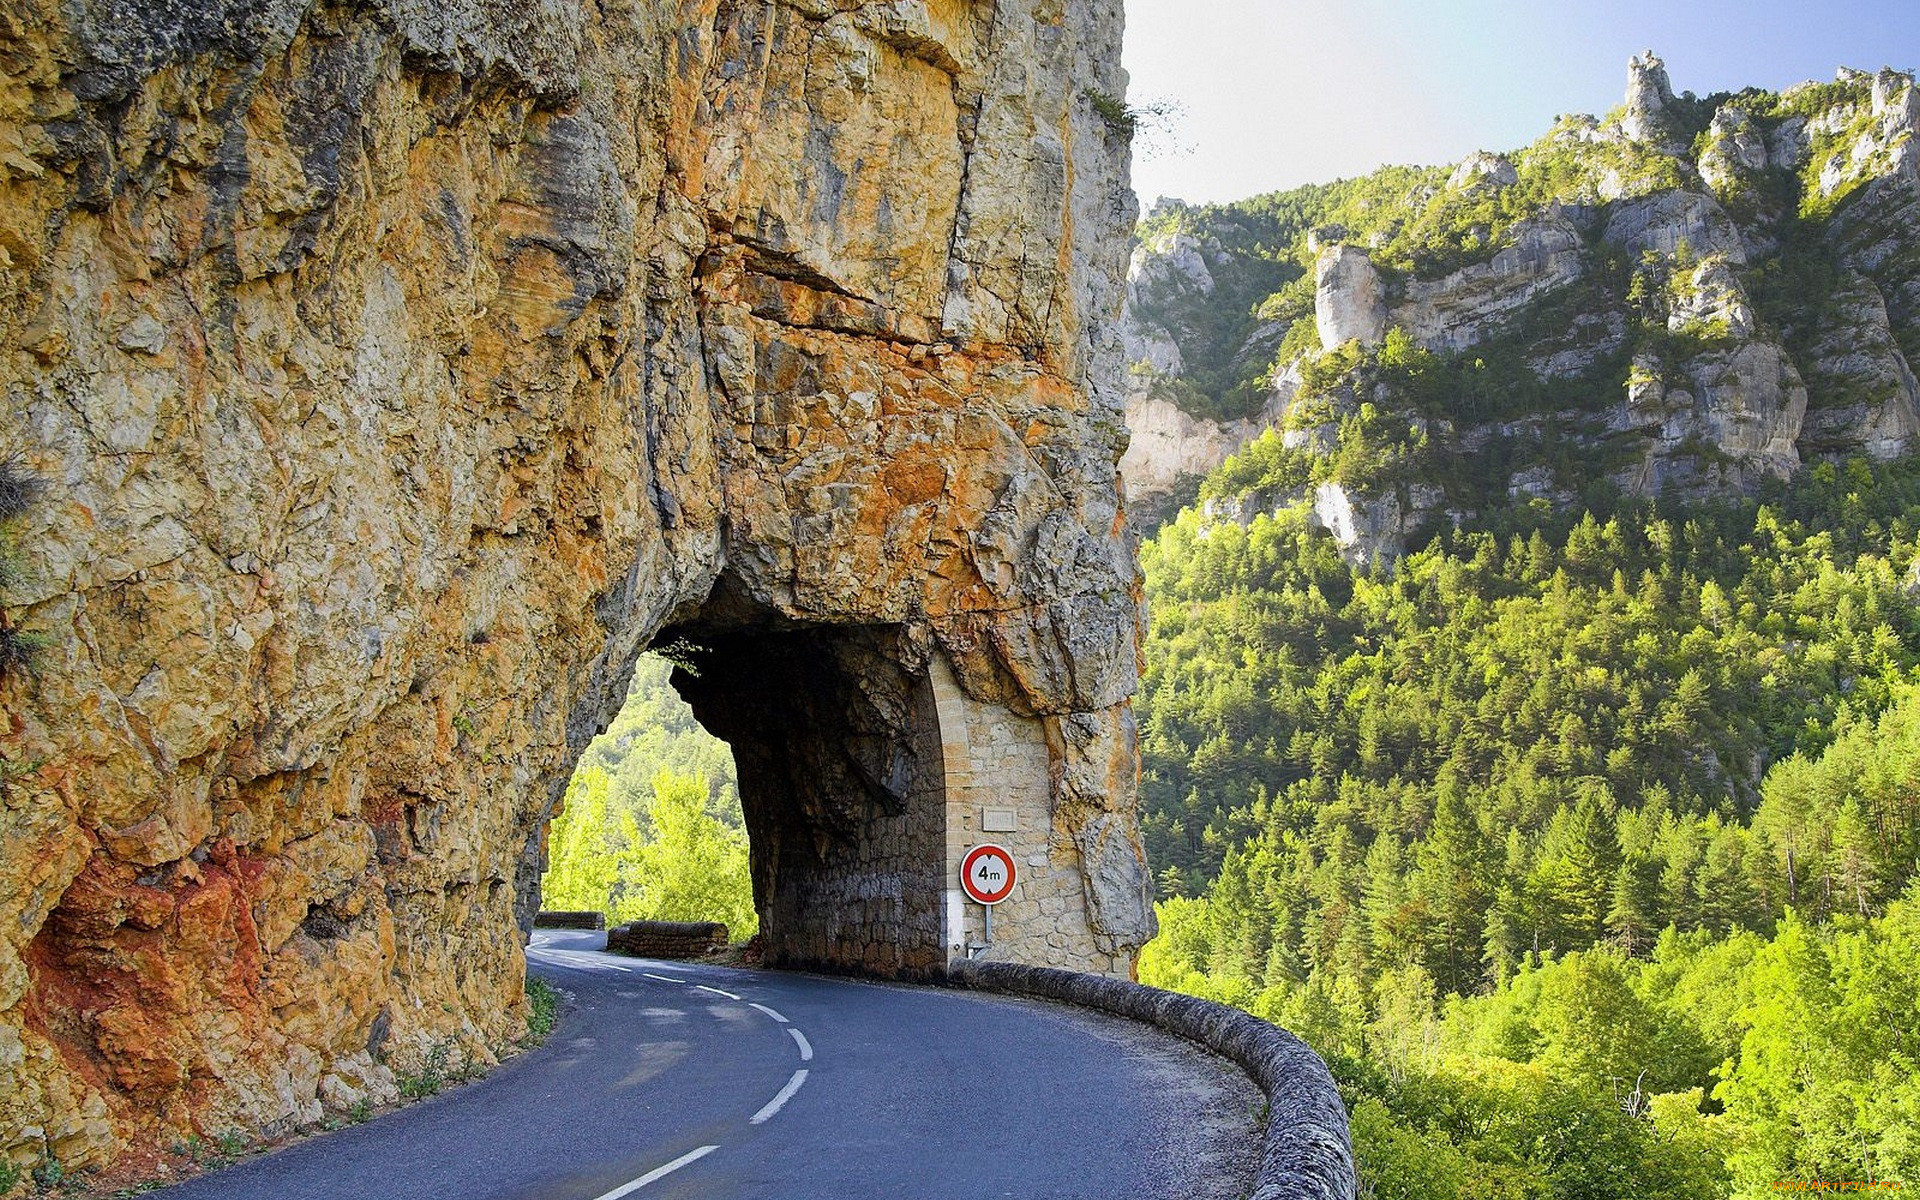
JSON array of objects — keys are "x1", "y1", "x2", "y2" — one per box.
[
  {"x1": 607, "y1": 964, "x2": 633, "y2": 973},
  {"x1": 644, "y1": 974, "x2": 685, "y2": 984},
  {"x1": 588, "y1": 1145, "x2": 719, "y2": 1200},
  {"x1": 787, "y1": 1028, "x2": 813, "y2": 1061},
  {"x1": 749, "y1": 1069, "x2": 809, "y2": 1124},
  {"x1": 695, "y1": 984, "x2": 742, "y2": 1001},
  {"x1": 749, "y1": 1003, "x2": 788, "y2": 1023}
]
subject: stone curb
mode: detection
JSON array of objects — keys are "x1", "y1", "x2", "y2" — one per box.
[
  {"x1": 532, "y1": 910, "x2": 606, "y2": 930},
  {"x1": 946, "y1": 960, "x2": 1357, "y2": 1200}
]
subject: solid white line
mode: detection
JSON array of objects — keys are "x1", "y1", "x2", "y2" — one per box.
[
  {"x1": 787, "y1": 1028, "x2": 813, "y2": 1061},
  {"x1": 749, "y1": 1003, "x2": 788, "y2": 1024},
  {"x1": 644, "y1": 974, "x2": 685, "y2": 984},
  {"x1": 695, "y1": 984, "x2": 742, "y2": 1001},
  {"x1": 589, "y1": 1145, "x2": 718, "y2": 1200},
  {"x1": 749, "y1": 1069, "x2": 808, "y2": 1124}
]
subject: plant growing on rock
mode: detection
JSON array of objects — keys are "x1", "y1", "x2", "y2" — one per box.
[
  {"x1": 0, "y1": 456, "x2": 44, "y2": 683},
  {"x1": 525, "y1": 977, "x2": 559, "y2": 1043},
  {"x1": 396, "y1": 1041, "x2": 455, "y2": 1100}
]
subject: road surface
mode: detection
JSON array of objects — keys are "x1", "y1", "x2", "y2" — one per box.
[{"x1": 152, "y1": 930, "x2": 1260, "y2": 1199}]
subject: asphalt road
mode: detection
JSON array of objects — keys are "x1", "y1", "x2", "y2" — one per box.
[{"x1": 152, "y1": 930, "x2": 1260, "y2": 1199}]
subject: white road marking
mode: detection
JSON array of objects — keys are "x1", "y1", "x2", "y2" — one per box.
[
  {"x1": 588, "y1": 1145, "x2": 719, "y2": 1200},
  {"x1": 748, "y1": 1003, "x2": 788, "y2": 1024},
  {"x1": 644, "y1": 974, "x2": 685, "y2": 984},
  {"x1": 607, "y1": 964, "x2": 633, "y2": 973},
  {"x1": 749, "y1": 1069, "x2": 809, "y2": 1125},
  {"x1": 787, "y1": 1028, "x2": 813, "y2": 1061},
  {"x1": 695, "y1": 984, "x2": 742, "y2": 1001}
]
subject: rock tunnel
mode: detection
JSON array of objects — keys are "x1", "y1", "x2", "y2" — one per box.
[
  {"x1": 661, "y1": 618, "x2": 957, "y2": 978},
  {"x1": 593, "y1": 578, "x2": 1154, "y2": 982},
  {"x1": 0, "y1": 0, "x2": 1153, "y2": 1171}
]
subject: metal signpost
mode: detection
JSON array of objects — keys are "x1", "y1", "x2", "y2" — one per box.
[{"x1": 960, "y1": 843, "x2": 1017, "y2": 954}]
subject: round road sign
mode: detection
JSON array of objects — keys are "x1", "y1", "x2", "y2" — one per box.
[{"x1": 961, "y1": 843, "x2": 1017, "y2": 905}]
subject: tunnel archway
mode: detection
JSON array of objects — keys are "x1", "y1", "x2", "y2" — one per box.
[
  {"x1": 661, "y1": 620, "x2": 951, "y2": 977},
  {"x1": 534, "y1": 572, "x2": 1152, "y2": 983}
]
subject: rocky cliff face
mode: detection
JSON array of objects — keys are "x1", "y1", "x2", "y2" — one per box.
[
  {"x1": 1120, "y1": 58, "x2": 1920, "y2": 562},
  {"x1": 0, "y1": 0, "x2": 1144, "y2": 1172}
]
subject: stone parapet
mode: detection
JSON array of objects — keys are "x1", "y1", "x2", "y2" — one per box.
[
  {"x1": 606, "y1": 922, "x2": 728, "y2": 960},
  {"x1": 532, "y1": 911, "x2": 606, "y2": 931}
]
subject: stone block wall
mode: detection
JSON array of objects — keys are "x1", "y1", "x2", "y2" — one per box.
[
  {"x1": 533, "y1": 911, "x2": 606, "y2": 931},
  {"x1": 606, "y1": 921, "x2": 727, "y2": 959},
  {"x1": 930, "y1": 656, "x2": 1133, "y2": 977}
]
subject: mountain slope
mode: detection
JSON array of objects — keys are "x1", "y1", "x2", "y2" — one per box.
[
  {"x1": 1125, "y1": 53, "x2": 1920, "y2": 1200},
  {"x1": 1121, "y1": 55, "x2": 1920, "y2": 553}
]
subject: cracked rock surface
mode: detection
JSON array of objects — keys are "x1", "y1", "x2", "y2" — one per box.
[{"x1": 0, "y1": 0, "x2": 1145, "y2": 1168}]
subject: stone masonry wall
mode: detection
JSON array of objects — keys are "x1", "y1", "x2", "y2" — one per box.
[{"x1": 930, "y1": 655, "x2": 1133, "y2": 975}]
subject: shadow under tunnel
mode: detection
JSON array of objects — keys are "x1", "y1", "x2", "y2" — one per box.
[{"x1": 661, "y1": 620, "x2": 951, "y2": 980}]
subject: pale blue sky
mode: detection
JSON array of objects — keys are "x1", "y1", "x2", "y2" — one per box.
[{"x1": 1123, "y1": 0, "x2": 1920, "y2": 205}]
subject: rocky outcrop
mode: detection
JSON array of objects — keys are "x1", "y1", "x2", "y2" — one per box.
[
  {"x1": 0, "y1": 0, "x2": 1147, "y2": 1173},
  {"x1": 1116, "y1": 58, "x2": 1920, "y2": 534},
  {"x1": 1700, "y1": 106, "x2": 1771, "y2": 193},
  {"x1": 1613, "y1": 344, "x2": 1809, "y2": 494},
  {"x1": 1121, "y1": 394, "x2": 1273, "y2": 507},
  {"x1": 1307, "y1": 482, "x2": 1443, "y2": 571},
  {"x1": 1621, "y1": 51, "x2": 1676, "y2": 145},
  {"x1": 1801, "y1": 274, "x2": 1920, "y2": 459},
  {"x1": 1393, "y1": 213, "x2": 1587, "y2": 351},
  {"x1": 1446, "y1": 151, "x2": 1517, "y2": 192},
  {"x1": 1315, "y1": 246, "x2": 1387, "y2": 350}
]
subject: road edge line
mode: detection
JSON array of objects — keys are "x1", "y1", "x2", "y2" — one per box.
[{"x1": 748, "y1": 1069, "x2": 809, "y2": 1124}]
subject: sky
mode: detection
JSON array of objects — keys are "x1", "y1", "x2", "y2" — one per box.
[{"x1": 1122, "y1": 0, "x2": 1920, "y2": 206}]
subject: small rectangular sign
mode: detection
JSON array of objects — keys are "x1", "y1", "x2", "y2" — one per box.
[{"x1": 981, "y1": 807, "x2": 1017, "y2": 832}]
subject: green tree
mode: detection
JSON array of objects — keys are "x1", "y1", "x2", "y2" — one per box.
[
  {"x1": 618, "y1": 770, "x2": 757, "y2": 935},
  {"x1": 542, "y1": 765, "x2": 621, "y2": 912}
]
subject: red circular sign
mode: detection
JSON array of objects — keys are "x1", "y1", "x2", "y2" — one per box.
[{"x1": 961, "y1": 843, "x2": 1017, "y2": 905}]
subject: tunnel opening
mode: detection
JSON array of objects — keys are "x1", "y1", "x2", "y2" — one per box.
[
  {"x1": 535, "y1": 579, "x2": 1154, "y2": 984},
  {"x1": 657, "y1": 620, "x2": 951, "y2": 980},
  {"x1": 539, "y1": 653, "x2": 756, "y2": 940}
]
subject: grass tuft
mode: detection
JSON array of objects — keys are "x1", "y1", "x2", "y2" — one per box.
[{"x1": 525, "y1": 976, "x2": 559, "y2": 1044}]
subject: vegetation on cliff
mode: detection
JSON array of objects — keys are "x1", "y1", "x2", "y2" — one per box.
[{"x1": 1138, "y1": 446, "x2": 1920, "y2": 1193}]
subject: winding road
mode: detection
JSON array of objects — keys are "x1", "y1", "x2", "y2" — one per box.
[{"x1": 152, "y1": 930, "x2": 1260, "y2": 1199}]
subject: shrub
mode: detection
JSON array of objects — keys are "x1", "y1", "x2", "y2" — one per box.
[{"x1": 525, "y1": 977, "x2": 559, "y2": 1043}]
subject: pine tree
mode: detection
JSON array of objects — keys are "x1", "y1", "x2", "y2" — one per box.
[
  {"x1": 1415, "y1": 785, "x2": 1492, "y2": 994},
  {"x1": 1604, "y1": 859, "x2": 1656, "y2": 957}
]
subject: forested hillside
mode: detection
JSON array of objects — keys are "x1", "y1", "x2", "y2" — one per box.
[
  {"x1": 540, "y1": 656, "x2": 756, "y2": 935},
  {"x1": 1128, "y1": 58, "x2": 1920, "y2": 1199}
]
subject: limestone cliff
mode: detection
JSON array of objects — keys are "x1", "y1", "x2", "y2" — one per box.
[
  {"x1": 0, "y1": 0, "x2": 1148, "y2": 1173},
  {"x1": 1120, "y1": 59, "x2": 1920, "y2": 561}
]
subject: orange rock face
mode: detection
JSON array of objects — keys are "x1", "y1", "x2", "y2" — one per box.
[{"x1": 0, "y1": 0, "x2": 1146, "y2": 1171}]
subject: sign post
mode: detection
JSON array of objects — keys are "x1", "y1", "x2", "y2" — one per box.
[{"x1": 960, "y1": 843, "x2": 1017, "y2": 953}]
